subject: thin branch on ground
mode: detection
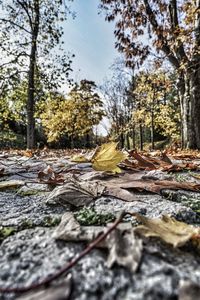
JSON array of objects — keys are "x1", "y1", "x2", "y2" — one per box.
[{"x1": 0, "y1": 211, "x2": 127, "y2": 294}]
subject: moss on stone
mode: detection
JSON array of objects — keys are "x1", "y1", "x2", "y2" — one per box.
[
  {"x1": 17, "y1": 189, "x2": 44, "y2": 197},
  {"x1": 0, "y1": 226, "x2": 16, "y2": 241},
  {"x1": 74, "y1": 208, "x2": 115, "y2": 226}
]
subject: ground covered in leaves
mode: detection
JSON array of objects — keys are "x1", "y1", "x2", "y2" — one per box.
[{"x1": 1, "y1": 145, "x2": 200, "y2": 300}]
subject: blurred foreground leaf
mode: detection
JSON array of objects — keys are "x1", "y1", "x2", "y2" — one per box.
[{"x1": 134, "y1": 213, "x2": 200, "y2": 248}]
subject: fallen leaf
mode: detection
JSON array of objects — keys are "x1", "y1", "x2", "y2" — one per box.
[
  {"x1": 128, "y1": 151, "x2": 199, "y2": 172},
  {"x1": 190, "y1": 172, "x2": 200, "y2": 180},
  {"x1": 79, "y1": 170, "x2": 118, "y2": 181},
  {"x1": 38, "y1": 165, "x2": 54, "y2": 180},
  {"x1": 161, "y1": 163, "x2": 199, "y2": 172},
  {"x1": 91, "y1": 142, "x2": 127, "y2": 173},
  {"x1": 0, "y1": 180, "x2": 24, "y2": 190},
  {"x1": 161, "y1": 152, "x2": 172, "y2": 164},
  {"x1": 53, "y1": 212, "x2": 103, "y2": 241},
  {"x1": 119, "y1": 179, "x2": 200, "y2": 194},
  {"x1": 104, "y1": 186, "x2": 142, "y2": 202},
  {"x1": 53, "y1": 212, "x2": 142, "y2": 272},
  {"x1": 129, "y1": 151, "x2": 157, "y2": 169},
  {"x1": 21, "y1": 149, "x2": 34, "y2": 158},
  {"x1": 0, "y1": 167, "x2": 5, "y2": 176},
  {"x1": 106, "y1": 222, "x2": 142, "y2": 272},
  {"x1": 46, "y1": 176, "x2": 105, "y2": 207},
  {"x1": 70, "y1": 154, "x2": 89, "y2": 163},
  {"x1": 38, "y1": 165, "x2": 64, "y2": 184},
  {"x1": 16, "y1": 274, "x2": 72, "y2": 300},
  {"x1": 119, "y1": 159, "x2": 140, "y2": 171},
  {"x1": 178, "y1": 280, "x2": 200, "y2": 300},
  {"x1": 134, "y1": 213, "x2": 200, "y2": 247},
  {"x1": 70, "y1": 148, "x2": 97, "y2": 163}
]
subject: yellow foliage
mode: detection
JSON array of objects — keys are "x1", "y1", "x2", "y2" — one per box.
[{"x1": 40, "y1": 81, "x2": 105, "y2": 142}]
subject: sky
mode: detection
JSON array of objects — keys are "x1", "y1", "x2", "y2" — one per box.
[{"x1": 63, "y1": 0, "x2": 118, "y2": 86}]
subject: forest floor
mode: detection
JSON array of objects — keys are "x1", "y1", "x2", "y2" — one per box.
[{"x1": 0, "y1": 147, "x2": 200, "y2": 300}]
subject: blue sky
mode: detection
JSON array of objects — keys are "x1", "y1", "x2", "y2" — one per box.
[{"x1": 63, "y1": 0, "x2": 118, "y2": 85}]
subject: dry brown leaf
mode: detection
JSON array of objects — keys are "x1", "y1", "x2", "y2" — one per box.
[
  {"x1": 119, "y1": 179, "x2": 200, "y2": 194},
  {"x1": 46, "y1": 176, "x2": 105, "y2": 207},
  {"x1": 53, "y1": 212, "x2": 103, "y2": 241},
  {"x1": 161, "y1": 163, "x2": 198, "y2": 172},
  {"x1": 129, "y1": 151, "x2": 157, "y2": 169},
  {"x1": 178, "y1": 280, "x2": 200, "y2": 300},
  {"x1": 128, "y1": 151, "x2": 199, "y2": 172},
  {"x1": 54, "y1": 212, "x2": 142, "y2": 272},
  {"x1": 161, "y1": 152, "x2": 173, "y2": 164},
  {"x1": 134, "y1": 213, "x2": 200, "y2": 247},
  {"x1": 119, "y1": 159, "x2": 141, "y2": 171},
  {"x1": 104, "y1": 186, "x2": 141, "y2": 202},
  {"x1": 0, "y1": 167, "x2": 5, "y2": 176},
  {"x1": 106, "y1": 222, "x2": 142, "y2": 272},
  {"x1": 38, "y1": 165, "x2": 64, "y2": 184}
]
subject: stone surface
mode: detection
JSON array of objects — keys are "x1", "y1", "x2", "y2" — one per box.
[
  {"x1": 0, "y1": 192, "x2": 65, "y2": 228},
  {"x1": 1, "y1": 168, "x2": 200, "y2": 299},
  {"x1": 0, "y1": 226, "x2": 200, "y2": 300}
]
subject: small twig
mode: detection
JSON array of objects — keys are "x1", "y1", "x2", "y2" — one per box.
[{"x1": 0, "y1": 211, "x2": 127, "y2": 294}]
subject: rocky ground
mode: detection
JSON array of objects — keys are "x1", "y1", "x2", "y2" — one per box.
[{"x1": 1, "y1": 151, "x2": 200, "y2": 300}]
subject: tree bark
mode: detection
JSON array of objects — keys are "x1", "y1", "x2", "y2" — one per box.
[
  {"x1": 126, "y1": 132, "x2": 130, "y2": 149},
  {"x1": 178, "y1": 62, "x2": 200, "y2": 149},
  {"x1": 190, "y1": 57, "x2": 200, "y2": 149},
  {"x1": 151, "y1": 110, "x2": 155, "y2": 150},
  {"x1": 131, "y1": 126, "x2": 136, "y2": 149},
  {"x1": 139, "y1": 123, "x2": 143, "y2": 151},
  {"x1": 150, "y1": 92, "x2": 155, "y2": 150},
  {"x1": 26, "y1": 0, "x2": 39, "y2": 149},
  {"x1": 120, "y1": 132, "x2": 124, "y2": 148}
]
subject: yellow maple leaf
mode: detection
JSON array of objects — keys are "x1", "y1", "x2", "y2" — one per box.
[{"x1": 91, "y1": 142, "x2": 127, "y2": 173}]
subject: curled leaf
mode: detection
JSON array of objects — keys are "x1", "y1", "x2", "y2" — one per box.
[{"x1": 46, "y1": 176, "x2": 105, "y2": 207}]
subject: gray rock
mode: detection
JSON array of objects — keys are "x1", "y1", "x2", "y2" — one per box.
[
  {"x1": 0, "y1": 192, "x2": 65, "y2": 228},
  {"x1": 0, "y1": 227, "x2": 200, "y2": 300},
  {"x1": 1, "y1": 179, "x2": 200, "y2": 300}
]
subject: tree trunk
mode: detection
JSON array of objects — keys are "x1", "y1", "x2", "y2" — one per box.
[
  {"x1": 26, "y1": 0, "x2": 39, "y2": 149},
  {"x1": 178, "y1": 62, "x2": 200, "y2": 149},
  {"x1": 126, "y1": 132, "x2": 130, "y2": 149},
  {"x1": 177, "y1": 73, "x2": 191, "y2": 149},
  {"x1": 120, "y1": 132, "x2": 124, "y2": 148},
  {"x1": 190, "y1": 56, "x2": 200, "y2": 149},
  {"x1": 151, "y1": 110, "x2": 155, "y2": 150},
  {"x1": 86, "y1": 133, "x2": 90, "y2": 148},
  {"x1": 139, "y1": 123, "x2": 143, "y2": 151},
  {"x1": 131, "y1": 126, "x2": 136, "y2": 149}
]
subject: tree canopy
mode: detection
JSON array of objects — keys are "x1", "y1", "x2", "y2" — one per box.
[{"x1": 100, "y1": 0, "x2": 200, "y2": 149}]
